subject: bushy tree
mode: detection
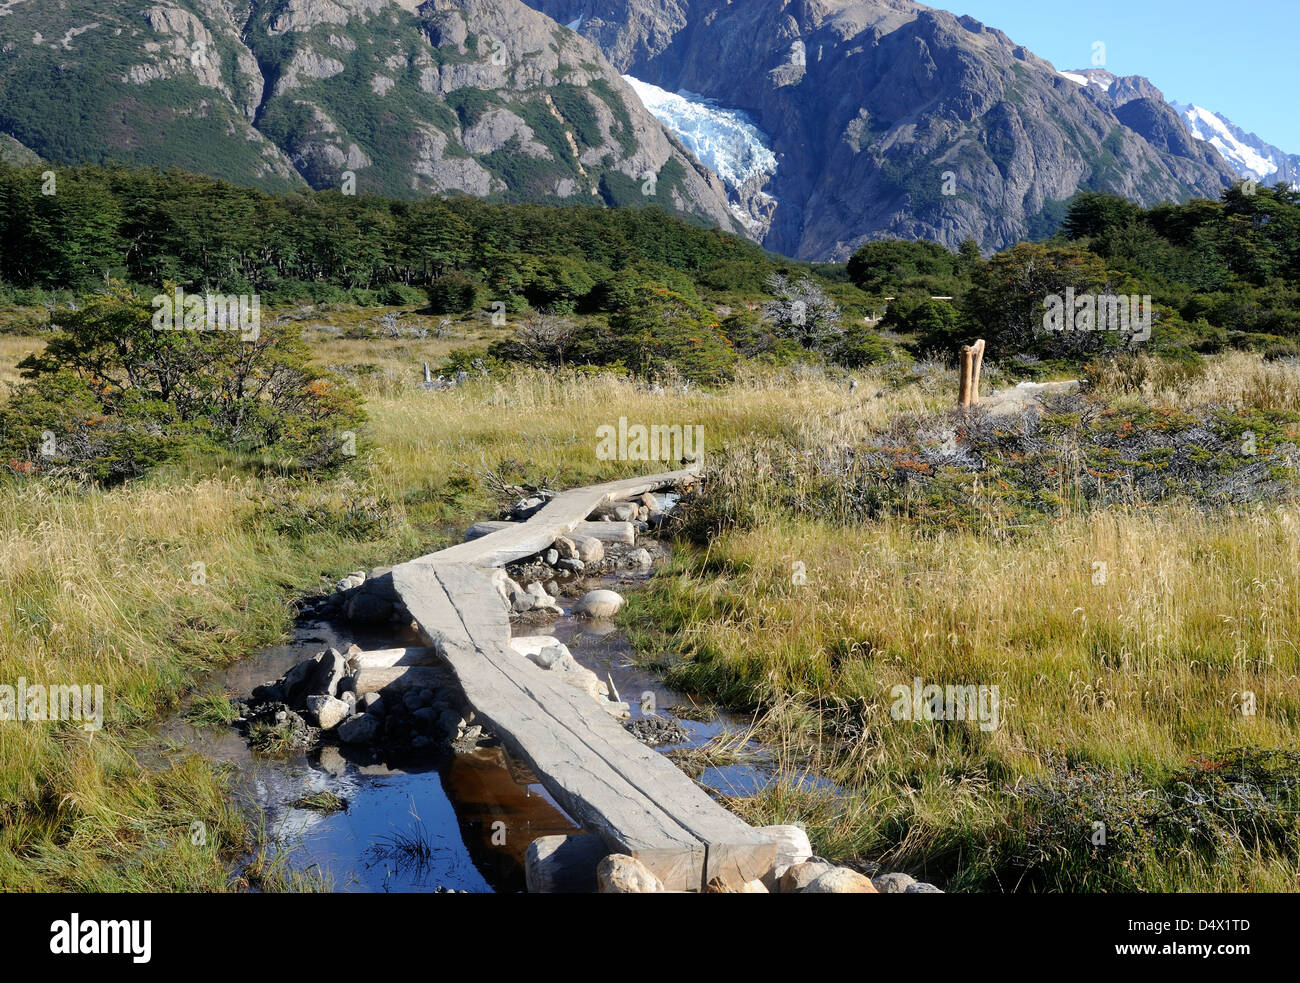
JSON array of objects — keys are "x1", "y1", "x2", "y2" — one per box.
[
  {"x1": 963, "y1": 242, "x2": 1123, "y2": 356},
  {"x1": 607, "y1": 284, "x2": 736, "y2": 382},
  {"x1": 9, "y1": 284, "x2": 365, "y2": 478}
]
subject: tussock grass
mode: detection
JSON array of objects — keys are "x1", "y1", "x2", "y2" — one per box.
[{"x1": 626, "y1": 353, "x2": 1300, "y2": 891}]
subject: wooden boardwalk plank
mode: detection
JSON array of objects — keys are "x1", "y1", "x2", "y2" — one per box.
[
  {"x1": 389, "y1": 467, "x2": 775, "y2": 891},
  {"x1": 412, "y1": 467, "x2": 698, "y2": 568}
]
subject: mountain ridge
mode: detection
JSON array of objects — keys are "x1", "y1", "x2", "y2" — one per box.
[
  {"x1": 524, "y1": 0, "x2": 1238, "y2": 258},
  {"x1": 0, "y1": 0, "x2": 743, "y2": 232}
]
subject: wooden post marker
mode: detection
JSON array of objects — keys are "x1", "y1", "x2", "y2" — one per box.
[{"x1": 959, "y1": 339, "x2": 986, "y2": 408}]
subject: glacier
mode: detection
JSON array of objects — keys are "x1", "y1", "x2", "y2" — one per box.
[{"x1": 622, "y1": 75, "x2": 777, "y2": 229}]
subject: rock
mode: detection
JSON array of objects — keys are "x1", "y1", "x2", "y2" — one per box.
[
  {"x1": 544, "y1": 548, "x2": 559, "y2": 566},
  {"x1": 552, "y1": 536, "x2": 579, "y2": 560},
  {"x1": 345, "y1": 592, "x2": 392, "y2": 624},
  {"x1": 304, "y1": 648, "x2": 346, "y2": 701},
  {"x1": 527, "y1": 644, "x2": 570, "y2": 670},
  {"x1": 360, "y1": 693, "x2": 384, "y2": 716},
  {"x1": 630, "y1": 547, "x2": 653, "y2": 567},
  {"x1": 509, "y1": 496, "x2": 548, "y2": 520},
  {"x1": 280, "y1": 656, "x2": 319, "y2": 706},
  {"x1": 872, "y1": 872, "x2": 917, "y2": 894},
  {"x1": 506, "y1": 580, "x2": 536, "y2": 614},
  {"x1": 574, "y1": 589, "x2": 624, "y2": 619},
  {"x1": 802, "y1": 867, "x2": 878, "y2": 894},
  {"x1": 556, "y1": 558, "x2": 584, "y2": 574},
  {"x1": 757, "y1": 825, "x2": 813, "y2": 890},
  {"x1": 707, "y1": 877, "x2": 768, "y2": 892},
  {"x1": 525, "y1": 834, "x2": 607, "y2": 893},
  {"x1": 251, "y1": 681, "x2": 283, "y2": 703},
  {"x1": 317, "y1": 745, "x2": 347, "y2": 776},
  {"x1": 439, "y1": 709, "x2": 466, "y2": 737},
  {"x1": 596, "y1": 854, "x2": 664, "y2": 893},
  {"x1": 624, "y1": 715, "x2": 689, "y2": 745},
  {"x1": 574, "y1": 536, "x2": 604, "y2": 564},
  {"x1": 306, "y1": 694, "x2": 350, "y2": 731},
  {"x1": 334, "y1": 570, "x2": 365, "y2": 591},
  {"x1": 640, "y1": 492, "x2": 659, "y2": 511},
  {"x1": 402, "y1": 689, "x2": 429, "y2": 711},
  {"x1": 779, "y1": 861, "x2": 834, "y2": 894},
  {"x1": 338, "y1": 713, "x2": 380, "y2": 744},
  {"x1": 524, "y1": 582, "x2": 562, "y2": 614},
  {"x1": 905, "y1": 882, "x2": 944, "y2": 893}
]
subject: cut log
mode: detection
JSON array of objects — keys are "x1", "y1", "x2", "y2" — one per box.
[
  {"x1": 466, "y1": 520, "x2": 636, "y2": 545},
  {"x1": 353, "y1": 665, "x2": 449, "y2": 697},
  {"x1": 970, "y1": 338, "x2": 985, "y2": 407},
  {"x1": 346, "y1": 646, "x2": 440, "y2": 670}
]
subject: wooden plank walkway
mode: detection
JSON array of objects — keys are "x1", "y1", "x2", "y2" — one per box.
[
  {"x1": 391, "y1": 468, "x2": 775, "y2": 891},
  {"x1": 409, "y1": 467, "x2": 699, "y2": 568}
]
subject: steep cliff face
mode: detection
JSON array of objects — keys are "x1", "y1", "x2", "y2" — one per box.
[
  {"x1": 525, "y1": 0, "x2": 1237, "y2": 258},
  {"x1": 0, "y1": 0, "x2": 741, "y2": 231}
]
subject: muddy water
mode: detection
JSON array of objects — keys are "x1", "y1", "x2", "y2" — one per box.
[{"x1": 150, "y1": 535, "x2": 823, "y2": 892}]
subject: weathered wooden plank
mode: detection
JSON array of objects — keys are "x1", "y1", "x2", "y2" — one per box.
[
  {"x1": 392, "y1": 561, "x2": 706, "y2": 888},
  {"x1": 413, "y1": 466, "x2": 698, "y2": 568},
  {"x1": 353, "y1": 665, "x2": 448, "y2": 697},
  {"x1": 391, "y1": 559, "x2": 774, "y2": 889},
  {"x1": 465, "y1": 519, "x2": 636, "y2": 545},
  {"x1": 346, "y1": 646, "x2": 440, "y2": 670}
]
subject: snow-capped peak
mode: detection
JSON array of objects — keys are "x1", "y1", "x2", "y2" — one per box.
[{"x1": 1174, "y1": 102, "x2": 1279, "y2": 180}]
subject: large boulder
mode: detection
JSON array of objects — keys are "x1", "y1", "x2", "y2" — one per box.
[
  {"x1": 574, "y1": 589, "x2": 624, "y2": 619},
  {"x1": 574, "y1": 536, "x2": 604, "y2": 564},
  {"x1": 338, "y1": 712, "x2": 380, "y2": 744},
  {"x1": 305, "y1": 694, "x2": 350, "y2": 731},
  {"x1": 596, "y1": 854, "x2": 664, "y2": 893}
]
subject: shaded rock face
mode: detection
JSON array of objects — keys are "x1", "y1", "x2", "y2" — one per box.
[
  {"x1": 523, "y1": 0, "x2": 1236, "y2": 257},
  {"x1": 0, "y1": 0, "x2": 740, "y2": 232}
]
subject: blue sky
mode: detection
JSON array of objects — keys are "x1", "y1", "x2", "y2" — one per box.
[{"x1": 949, "y1": 0, "x2": 1297, "y2": 151}]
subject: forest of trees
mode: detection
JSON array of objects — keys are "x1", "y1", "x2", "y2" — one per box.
[{"x1": 3, "y1": 160, "x2": 1300, "y2": 485}]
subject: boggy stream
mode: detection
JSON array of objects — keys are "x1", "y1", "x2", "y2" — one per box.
[{"x1": 151, "y1": 539, "x2": 827, "y2": 893}]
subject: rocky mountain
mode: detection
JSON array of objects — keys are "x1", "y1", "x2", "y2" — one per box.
[
  {"x1": 0, "y1": 0, "x2": 741, "y2": 231},
  {"x1": 1062, "y1": 69, "x2": 1299, "y2": 191},
  {"x1": 1169, "y1": 102, "x2": 1300, "y2": 190},
  {"x1": 524, "y1": 0, "x2": 1238, "y2": 258}
]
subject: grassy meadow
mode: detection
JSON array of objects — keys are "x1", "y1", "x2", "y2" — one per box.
[{"x1": 1, "y1": 300, "x2": 1297, "y2": 892}]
